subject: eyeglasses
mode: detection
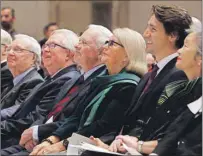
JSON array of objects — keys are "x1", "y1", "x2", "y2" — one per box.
[
  {"x1": 104, "y1": 40, "x2": 124, "y2": 47},
  {"x1": 6, "y1": 46, "x2": 34, "y2": 54},
  {"x1": 42, "y1": 43, "x2": 68, "y2": 50}
]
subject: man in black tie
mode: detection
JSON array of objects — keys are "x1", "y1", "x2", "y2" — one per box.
[{"x1": 123, "y1": 5, "x2": 191, "y2": 137}]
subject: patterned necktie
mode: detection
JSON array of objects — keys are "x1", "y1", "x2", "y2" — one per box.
[
  {"x1": 142, "y1": 64, "x2": 159, "y2": 93},
  {"x1": 47, "y1": 85, "x2": 79, "y2": 120}
]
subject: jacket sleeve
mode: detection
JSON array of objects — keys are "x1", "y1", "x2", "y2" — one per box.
[{"x1": 1, "y1": 81, "x2": 70, "y2": 138}]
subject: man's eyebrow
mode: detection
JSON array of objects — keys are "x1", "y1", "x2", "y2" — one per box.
[{"x1": 148, "y1": 23, "x2": 156, "y2": 27}]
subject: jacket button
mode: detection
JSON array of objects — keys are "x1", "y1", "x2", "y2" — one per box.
[{"x1": 167, "y1": 110, "x2": 170, "y2": 113}]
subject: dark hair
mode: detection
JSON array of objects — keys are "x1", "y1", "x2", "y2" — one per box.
[
  {"x1": 152, "y1": 5, "x2": 192, "y2": 49},
  {"x1": 43, "y1": 22, "x2": 58, "y2": 34},
  {"x1": 1, "y1": 7, "x2": 15, "y2": 18}
]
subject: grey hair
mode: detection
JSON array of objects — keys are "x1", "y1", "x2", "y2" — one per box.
[
  {"x1": 195, "y1": 32, "x2": 202, "y2": 56},
  {"x1": 186, "y1": 17, "x2": 202, "y2": 34},
  {"x1": 185, "y1": 17, "x2": 202, "y2": 57},
  {"x1": 1, "y1": 29, "x2": 12, "y2": 45},
  {"x1": 113, "y1": 28, "x2": 147, "y2": 76},
  {"x1": 14, "y1": 34, "x2": 41, "y2": 69},
  {"x1": 51, "y1": 29, "x2": 79, "y2": 52},
  {"x1": 88, "y1": 24, "x2": 113, "y2": 50}
]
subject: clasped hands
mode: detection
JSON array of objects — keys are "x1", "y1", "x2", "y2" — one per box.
[{"x1": 90, "y1": 135, "x2": 139, "y2": 153}]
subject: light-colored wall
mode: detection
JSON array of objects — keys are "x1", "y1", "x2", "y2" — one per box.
[
  {"x1": 128, "y1": 1, "x2": 202, "y2": 34},
  {"x1": 1, "y1": 1, "x2": 201, "y2": 40},
  {"x1": 49, "y1": 1, "x2": 91, "y2": 34},
  {"x1": 1, "y1": 1, "x2": 50, "y2": 40}
]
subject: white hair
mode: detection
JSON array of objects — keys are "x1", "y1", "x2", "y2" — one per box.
[
  {"x1": 51, "y1": 29, "x2": 79, "y2": 52},
  {"x1": 190, "y1": 17, "x2": 202, "y2": 33},
  {"x1": 1, "y1": 29, "x2": 12, "y2": 45},
  {"x1": 88, "y1": 24, "x2": 113, "y2": 49},
  {"x1": 113, "y1": 28, "x2": 147, "y2": 76},
  {"x1": 14, "y1": 34, "x2": 41, "y2": 69}
]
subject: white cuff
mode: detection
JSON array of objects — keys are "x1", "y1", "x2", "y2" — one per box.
[{"x1": 32, "y1": 125, "x2": 39, "y2": 142}]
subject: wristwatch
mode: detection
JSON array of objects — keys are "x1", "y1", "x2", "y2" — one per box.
[
  {"x1": 138, "y1": 140, "x2": 144, "y2": 153},
  {"x1": 42, "y1": 138, "x2": 53, "y2": 145},
  {"x1": 63, "y1": 139, "x2": 69, "y2": 149}
]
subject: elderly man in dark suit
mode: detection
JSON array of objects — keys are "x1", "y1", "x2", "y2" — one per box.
[
  {"x1": 1, "y1": 29, "x2": 81, "y2": 150},
  {"x1": 1, "y1": 33, "x2": 44, "y2": 119},
  {"x1": 1, "y1": 24, "x2": 111, "y2": 155},
  {"x1": 1, "y1": 29, "x2": 13, "y2": 95}
]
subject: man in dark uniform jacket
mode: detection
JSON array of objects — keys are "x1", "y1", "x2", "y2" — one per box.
[
  {"x1": 1, "y1": 29, "x2": 13, "y2": 95},
  {"x1": 1, "y1": 29, "x2": 81, "y2": 149}
]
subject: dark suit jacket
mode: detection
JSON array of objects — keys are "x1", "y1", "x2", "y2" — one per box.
[
  {"x1": 139, "y1": 77, "x2": 202, "y2": 141},
  {"x1": 1, "y1": 68, "x2": 44, "y2": 109},
  {"x1": 153, "y1": 108, "x2": 202, "y2": 156},
  {"x1": 51, "y1": 71, "x2": 141, "y2": 141},
  {"x1": 36, "y1": 65, "x2": 107, "y2": 141},
  {"x1": 123, "y1": 57, "x2": 188, "y2": 136},
  {"x1": 1, "y1": 65, "x2": 81, "y2": 142},
  {"x1": 1, "y1": 62, "x2": 13, "y2": 97}
]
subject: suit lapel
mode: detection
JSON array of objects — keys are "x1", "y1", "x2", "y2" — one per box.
[
  {"x1": 1, "y1": 69, "x2": 37, "y2": 101},
  {"x1": 125, "y1": 73, "x2": 150, "y2": 115},
  {"x1": 127, "y1": 57, "x2": 177, "y2": 116},
  {"x1": 52, "y1": 66, "x2": 107, "y2": 119}
]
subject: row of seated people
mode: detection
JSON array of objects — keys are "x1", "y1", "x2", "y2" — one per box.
[{"x1": 1, "y1": 4, "x2": 202, "y2": 156}]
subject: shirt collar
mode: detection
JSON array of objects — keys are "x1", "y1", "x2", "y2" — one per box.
[
  {"x1": 1, "y1": 60, "x2": 7, "y2": 64},
  {"x1": 156, "y1": 53, "x2": 178, "y2": 75},
  {"x1": 83, "y1": 64, "x2": 104, "y2": 81},
  {"x1": 13, "y1": 67, "x2": 34, "y2": 86},
  {"x1": 187, "y1": 96, "x2": 202, "y2": 114},
  {"x1": 51, "y1": 67, "x2": 67, "y2": 78}
]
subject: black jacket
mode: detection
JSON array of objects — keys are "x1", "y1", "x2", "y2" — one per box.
[
  {"x1": 37, "y1": 65, "x2": 107, "y2": 141},
  {"x1": 1, "y1": 65, "x2": 81, "y2": 144},
  {"x1": 1, "y1": 68, "x2": 44, "y2": 109},
  {"x1": 154, "y1": 107, "x2": 202, "y2": 156},
  {"x1": 1, "y1": 62, "x2": 13, "y2": 97},
  {"x1": 51, "y1": 71, "x2": 141, "y2": 141},
  {"x1": 122, "y1": 57, "x2": 188, "y2": 137},
  {"x1": 139, "y1": 77, "x2": 202, "y2": 141}
]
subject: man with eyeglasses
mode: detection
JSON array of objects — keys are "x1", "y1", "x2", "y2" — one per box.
[
  {"x1": 1, "y1": 29, "x2": 13, "y2": 96},
  {"x1": 1, "y1": 33, "x2": 44, "y2": 118},
  {"x1": 1, "y1": 24, "x2": 112, "y2": 156},
  {"x1": 1, "y1": 29, "x2": 81, "y2": 151}
]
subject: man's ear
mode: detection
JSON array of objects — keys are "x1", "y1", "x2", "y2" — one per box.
[
  {"x1": 65, "y1": 50, "x2": 74, "y2": 61},
  {"x1": 169, "y1": 32, "x2": 178, "y2": 43},
  {"x1": 197, "y1": 55, "x2": 202, "y2": 66}
]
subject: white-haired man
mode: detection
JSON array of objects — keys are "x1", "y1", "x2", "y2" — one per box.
[
  {"x1": 1, "y1": 34, "x2": 44, "y2": 119},
  {"x1": 2, "y1": 24, "x2": 113, "y2": 155},
  {"x1": 1, "y1": 29, "x2": 81, "y2": 150},
  {"x1": 1, "y1": 29, "x2": 13, "y2": 95}
]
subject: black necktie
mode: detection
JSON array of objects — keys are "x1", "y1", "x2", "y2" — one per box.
[{"x1": 142, "y1": 64, "x2": 159, "y2": 93}]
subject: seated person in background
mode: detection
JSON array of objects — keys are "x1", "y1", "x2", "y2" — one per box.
[
  {"x1": 28, "y1": 27, "x2": 147, "y2": 155},
  {"x1": 1, "y1": 29, "x2": 13, "y2": 95},
  {"x1": 38, "y1": 22, "x2": 59, "y2": 48},
  {"x1": 1, "y1": 34, "x2": 44, "y2": 119},
  {"x1": 90, "y1": 31, "x2": 202, "y2": 156},
  {"x1": 1, "y1": 29, "x2": 81, "y2": 149},
  {"x1": 146, "y1": 53, "x2": 156, "y2": 72}
]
